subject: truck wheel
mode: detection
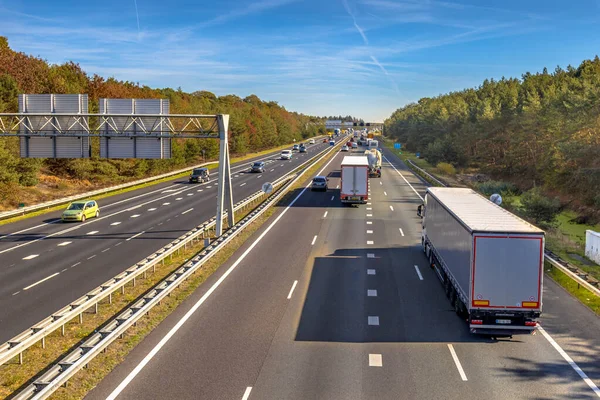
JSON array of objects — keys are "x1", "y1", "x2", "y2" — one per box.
[{"x1": 428, "y1": 251, "x2": 433, "y2": 267}]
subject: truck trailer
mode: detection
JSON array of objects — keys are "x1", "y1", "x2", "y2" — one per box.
[
  {"x1": 420, "y1": 187, "x2": 544, "y2": 337},
  {"x1": 340, "y1": 156, "x2": 369, "y2": 205}
]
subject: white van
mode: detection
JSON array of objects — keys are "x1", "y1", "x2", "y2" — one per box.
[{"x1": 281, "y1": 150, "x2": 293, "y2": 160}]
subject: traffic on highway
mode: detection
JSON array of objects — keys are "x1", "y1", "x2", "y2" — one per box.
[{"x1": 78, "y1": 134, "x2": 600, "y2": 400}]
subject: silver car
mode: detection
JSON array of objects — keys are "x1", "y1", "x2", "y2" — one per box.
[{"x1": 311, "y1": 176, "x2": 329, "y2": 191}]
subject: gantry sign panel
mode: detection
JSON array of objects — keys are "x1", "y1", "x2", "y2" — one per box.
[
  {"x1": 19, "y1": 94, "x2": 89, "y2": 158},
  {"x1": 99, "y1": 98, "x2": 171, "y2": 159}
]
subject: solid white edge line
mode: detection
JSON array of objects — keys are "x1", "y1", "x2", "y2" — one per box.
[
  {"x1": 383, "y1": 155, "x2": 424, "y2": 201},
  {"x1": 311, "y1": 235, "x2": 318, "y2": 246},
  {"x1": 105, "y1": 144, "x2": 340, "y2": 400},
  {"x1": 23, "y1": 272, "x2": 60, "y2": 291},
  {"x1": 447, "y1": 344, "x2": 468, "y2": 381},
  {"x1": 241, "y1": 387, "x2": 253, "y2": 400},
  {"x1": 538, "y1": 325, "x2": 600, "y2": 397},
  {"x1": 287, "y1": 280, "x2": 298, "y2": 299},
  {"x1": 414, "y1": 265, "x2": 424, "y2": 280}
]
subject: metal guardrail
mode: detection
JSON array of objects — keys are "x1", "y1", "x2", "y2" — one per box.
[
  {"x1": 406, "y1": 159, "x2": 447, "y2": 187},
  {"x1": 10, "y1": 136, "x2": 342, "y2": 400},
  {"x1": 0, "y1": 139, "x2": 338, "y2": 368},
  {"x1": 0, "y1": 136, "x2": 329, "y2": 221},
  {"x1": 403, "y1": 157, "x2": 600, "y2": 296}
]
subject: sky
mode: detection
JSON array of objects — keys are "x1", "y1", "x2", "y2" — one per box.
[{"x1": 1, "y1": 0, "x2": 599, "y2": 121}]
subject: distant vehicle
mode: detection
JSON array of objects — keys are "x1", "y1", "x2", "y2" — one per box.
[
  {"x1": 346, "y1": 141, "x2": 352, "y2": 147},
  {"x1": 323, "y1": 138, "x2": 328, "y2": 143},
  {"x1": 309, "y1": 139, "x2": 316, "y2": 144},
  {"x1": 62, "y1": 200, "x2": 99, "y2": 222},
  {"x1": 329, "y1": 140, "x2": 335, "y2": 146},
  {"x1": 341, "y1": 145, "x2": 349, "y2": 152},
  {"x1": 189, "y1": 167, "x2": 210, "y2": 183},
  {"x1": 351, "y1": 142, "x2": 358, "y2": 148},
  {"x1": 368, "y1": 139, "x2": 378, "y2": 149},
  {"x1": 281, "y1": 150, "x2": 293, "y2": 160},
  {"x1": 334, "y1": 128, "x2": 341, "y2": 136},
  {"x1": 340, "y1": 156, "x2": 369, "y2": 205},
  {"x1": 421, "y1": 187, "x2": 544, "y2": 337},
  {"x1": 292, "y1": 144, "x2": 300, "y2": 151},
  {"x1": 311, "y1": 176, "x2": 329, "y2": 191},
  {"x1": 299, "y1": 144, "x2": 307, "y2": 153},
  {"x1": 250, "y1": 161, "x2": 265, "y2": 173}
]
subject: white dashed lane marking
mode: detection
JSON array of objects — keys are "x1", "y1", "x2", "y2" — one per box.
[
  {"x1": 23, "y1": 254, "x2": 39, "y2": 260},
  {"x1": 87, "y1": 231, "x2": 99, "y2": 235},
  {"x1": 369, "y1": 354, "x2": 383, "y2": 367},
  {"x1": 368, "y1": 316, "x2": 380, "y2": 326},
  {"x1": 57, "y1": 241, "x2": 72, "y2": 247}
]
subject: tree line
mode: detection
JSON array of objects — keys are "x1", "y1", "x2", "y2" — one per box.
[
  {"x1": 0, "y1": 36, "x2": 330, "y2": 195},
  {"x1": 384, "y1": 56, "x2": 600, "y2": 217}
]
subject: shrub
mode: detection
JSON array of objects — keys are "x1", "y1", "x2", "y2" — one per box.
[
  {"x1": 477, "y1": 180, "x2": 519, "y2": 196},
  {"x1": 436, "y1": 162, "x2": 456, "y2": 175},
  {"x1": 520, "y1": 187, "x2": 560, "y2": 224}
]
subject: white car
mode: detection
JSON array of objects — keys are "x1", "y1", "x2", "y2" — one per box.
[
  {"x1": 281, "y1": 150, "x2": 293, "y2": 160},
  {"x1": 341, "y1": 145, "x2": 349, "y2": 152},
  {"x1": 309, "y1": 139, "x2": 315, "y2": 144},
  {"x1": 351, "y1": 142, "x2": 358, "y2": 148}
]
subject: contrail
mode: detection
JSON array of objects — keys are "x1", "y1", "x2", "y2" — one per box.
[
  {"x1": 133, "y1": 0, "x2": 140, "y2": 34},
  {"x1": 370, "y1": 55, "x2": 400, "y2": 95}
]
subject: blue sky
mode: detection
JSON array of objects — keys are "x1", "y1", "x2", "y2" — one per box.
[{"x1": 1, "y1": 0, "x2": 599, "y2": 121}]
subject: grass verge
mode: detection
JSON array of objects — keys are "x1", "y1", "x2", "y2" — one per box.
[
  {"x1": 1, "y1": 141, "x2": 338, "y2": 400},
  {"x1": 546, "y1": 262, "x2": 600, "y2": 315}
]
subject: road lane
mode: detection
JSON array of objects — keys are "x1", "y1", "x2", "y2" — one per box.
[
  {"x1": 0, "y1": 138, "x2": 343, "y2": 342},
  {"x1": 85, "y1": 145, "x2": 600, "y2": 400}
]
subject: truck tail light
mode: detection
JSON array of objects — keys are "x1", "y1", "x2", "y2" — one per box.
[
  {"x1": 521, "y1": 301, "x2": 539, "y2": 308},
  {"x1": 471, "y1": 319, "x2": 483, "y2": 325},
  {"x1": 525, "y1": 321, "x2": 537, "y2": 327}
]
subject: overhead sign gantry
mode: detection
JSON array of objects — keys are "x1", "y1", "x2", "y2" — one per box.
[{"x1": 0, "y1": 94, "x2": 235, "y2": 236}]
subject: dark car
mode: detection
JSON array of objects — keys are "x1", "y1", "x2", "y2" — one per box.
[
  {"x1": 299, "y1": 144, "x2": 307, "y2": 153},
  {"x1": 311, "y1": 176, "x2": 329, "y2": 191},
  {"x1": 189, "y1": 167, "x2": 210, "y2": 183},
  {"x1": 292, "y1": 144, "x2": 300, "y2": 151},
  {"x1": 250, "y1": 161, "x2": 265, "y2": 173}
]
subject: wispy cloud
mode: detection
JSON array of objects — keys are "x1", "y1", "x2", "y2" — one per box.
[{"x1": 192, "y1": 0, "x2": 297, "y2": 30}]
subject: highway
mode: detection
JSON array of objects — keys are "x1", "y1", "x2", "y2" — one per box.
[
  {"x1": 0, "y1": 137, "x2": 344, "y2": 342},
  {"x1": 86, "y1": 147, "x2": 600, "y2": 400}
]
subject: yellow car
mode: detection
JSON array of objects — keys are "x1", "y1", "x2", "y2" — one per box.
[{"x1": 61, "y1": 200, "x2": 99, "y2": 222}]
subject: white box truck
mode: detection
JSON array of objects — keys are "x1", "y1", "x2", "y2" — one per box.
[
  {"x1": 420, "y1": 187, "x2": 544, "y2": 337},
  {"x1": 340, "y1": 156, "x2": 369, "y2": 205}
]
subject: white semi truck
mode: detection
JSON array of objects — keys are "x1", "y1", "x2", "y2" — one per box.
[
  {"x1": 420, "y1": 187, "x2": 544, "y2": 337},
  {"x1": 340, "y1": 156, "x2": 369, "y2": 205}
]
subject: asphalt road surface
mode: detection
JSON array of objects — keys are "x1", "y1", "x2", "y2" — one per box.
[
  {"x1": 86, "y1": 147, "x2": 600, "y2": 400},
  {"x1": 0, "y1": 137, "x2": 344, "y2": 342}
]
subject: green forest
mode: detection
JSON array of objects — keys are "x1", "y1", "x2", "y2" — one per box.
[
  {"x1": 0, "y1": 37, "x2": 328, "y2": 209},
  {"x1": 384, "y1": 56, "x2": 600, "y2": 220}
]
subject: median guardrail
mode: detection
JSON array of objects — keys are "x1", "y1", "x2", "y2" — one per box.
[
  {"x1": 402, "y1": 156, "x2": 600, "y2": 296},
  {"x1": 7, "y1": 135, "x2": 342, "y2": 400},
  {"x1": 0, "y1": 140, "x2": 338, "y2": 368}
]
